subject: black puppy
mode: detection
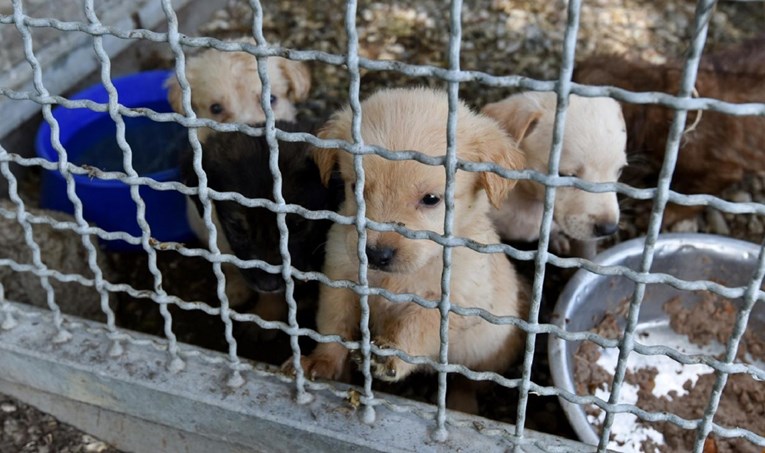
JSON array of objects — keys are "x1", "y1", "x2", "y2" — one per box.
[{"x1": 181, "y1": 121, "x2": 342, "y2": 325}]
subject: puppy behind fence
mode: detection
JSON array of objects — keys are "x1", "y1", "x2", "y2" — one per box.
[{"x1": 284, "y1": 87, "x2": 530, "y2": 414}]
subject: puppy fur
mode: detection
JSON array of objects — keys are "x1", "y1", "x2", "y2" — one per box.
[
  {"x1": 290, "y1": 88, "x2": 530, "y2": 411},
  {"x1": 482, "y1": 92, "x2": 627, "y2": 246},
  {"x1": 574, "y1": 35, "x2": 765, "y2": 223},
  {"x1": 167, "y1": 37, "x2": 312, "y2": 306},
  {"x1": 181, "y1": 121, "x2": 342, "y2": 322}
]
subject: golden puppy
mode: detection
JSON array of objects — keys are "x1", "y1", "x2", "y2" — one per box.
[
  {"x1": 166, "y1": 37, "x2": 311, "y2": 308},
  {"x1": 290, "y1": 88, "x2": 530, "y2": 411},
  {"x1": 482, "y1": 92, "x2": 627, "y2": 255},
  {"x1": 165, "y1": 37, "x2": 311, "y2": 142}
]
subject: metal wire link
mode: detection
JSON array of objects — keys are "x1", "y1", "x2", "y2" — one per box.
[
  {"x1": 8, "y1": 0, "x2": 126, "y2": 350},
  {"x1": 247, "y1": 0, "x2": 311, "y2": 403},
  {"x1": 159, "y1": 0, "x2": 241, "y2": 379},
  {"x1": 514, "y1": 0, "x2": 582, "y2": 446},
  {"x1": 8, "y1": 0, "x2": 70, "y2": 342},
  {"x1": 344, "y1": 0, "x2": 378, "y2": 426},
  {"x1": 86, "y1": 0, "x2": 185, "y2": 372},
  {"x1": 594, "y1": 1, "x2": 734, "y2": 452}
]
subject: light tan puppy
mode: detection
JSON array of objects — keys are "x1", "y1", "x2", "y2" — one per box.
[
  {"x1": 165, "y1": 37, "x2": 311, "y2": 142},
  {"x1": 290, "y1": 88, "x2": 530, "y2": 411},
  {"x1": 167, "y1": 37, "x2": 311, "y2": 310},
  {"x1": 481, "y1": 92, "x2": 627, "y2": 256}
]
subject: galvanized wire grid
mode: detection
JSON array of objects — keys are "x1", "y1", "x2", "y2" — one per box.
[{"x1": 0, "y1": 0, "x2": 764, "y2": 451}]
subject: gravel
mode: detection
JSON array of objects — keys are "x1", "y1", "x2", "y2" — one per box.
[{"x1": 0, "y1": 396, "x2": 119, "y2": 453}]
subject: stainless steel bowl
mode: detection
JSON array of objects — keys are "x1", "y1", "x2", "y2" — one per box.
[{"x1": 548, "y1": 233, "x2": 765, "y2": 447}]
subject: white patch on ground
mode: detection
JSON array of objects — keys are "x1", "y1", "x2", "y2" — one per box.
[
  {"x1": 589, "y1": 380, "x2": 665, "y2": 452},
  {"x1": 587, "y1": 319, "x2": 731, "y2": 451}
]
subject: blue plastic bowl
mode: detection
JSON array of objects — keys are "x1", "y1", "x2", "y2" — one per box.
[{"x1": 35, "y1": 70, "x2": 195, "y2": 251}]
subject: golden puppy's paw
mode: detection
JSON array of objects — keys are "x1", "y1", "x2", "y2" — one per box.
[
  {"x1": 281, "y1": 350, "x2": 347, "y2": 381},
  {"x1": 366, "y1": 339, "x2": 417, "y2": 383}
]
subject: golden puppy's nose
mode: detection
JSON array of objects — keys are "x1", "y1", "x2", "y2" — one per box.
[
  {"x1": 593, "y1": 221, "x2": 619, "y2": 237},
  {"x1": 365, "y1": 245, "x2": 396, "y2": 270}
]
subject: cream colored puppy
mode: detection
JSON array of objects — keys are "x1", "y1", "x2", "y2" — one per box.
[
  {"x1": 288, "y1": 88, "x2": 530, "y2": 411},
  {"x1": 168, "y1": 37, "x2": 311, "y2": 309},
  {"x1": 165, "y1": 37, "x2": 311, "y2": 142},
  {"x1": 482, "y1": 92, "x2": 627, "y2": 250}
]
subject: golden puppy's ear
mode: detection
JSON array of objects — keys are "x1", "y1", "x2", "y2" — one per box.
[
  {"x1": 278, "y1": 58, "x2": 312, "y2": 102},
  {"x1": 312, "y1": 122, "x2": 343, "y2": 187},
  {"x1": 164, "y1": 74, "x2": 183, "y2": 115},
  {"x1": 313, "y1": 108, "x2": 352, "y2": 186},
  {"x1": 470, "y1": 123, "x2": 526, "y2": 209},
  {"x1": 481, "y1": 100, "x2": 541, "y2": 143},
  {"x1": 311, "y1": 147, "x2": 338, "y2": 187}
]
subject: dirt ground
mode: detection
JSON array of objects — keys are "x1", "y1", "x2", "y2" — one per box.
[
  {"x1": 2, "y1": 0, "x2": 765, "y2": 451},
  {"x1": 0, "y1": 396, "x2": 118, "y2": 453}
]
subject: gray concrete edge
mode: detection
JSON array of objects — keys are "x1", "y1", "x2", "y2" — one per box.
[{"x1": 0, "y1": 302, "x2": 596, "y2": 452}]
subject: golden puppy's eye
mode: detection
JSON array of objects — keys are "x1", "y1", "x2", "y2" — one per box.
[
  {"x1": 209, "y1": 103, "x2": 224, "y2": 115},
  {"x1": 420, "y1": 194, "x2": 441, "y2": 207}
]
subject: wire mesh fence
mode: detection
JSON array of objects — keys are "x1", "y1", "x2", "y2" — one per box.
[{"x1": 0, "y1": 0, "x2": 764, "y2": 452}]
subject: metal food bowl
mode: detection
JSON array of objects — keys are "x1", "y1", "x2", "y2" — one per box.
[{"x1": 548, "y1": 233, "x2": 765, "y2": 449}]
